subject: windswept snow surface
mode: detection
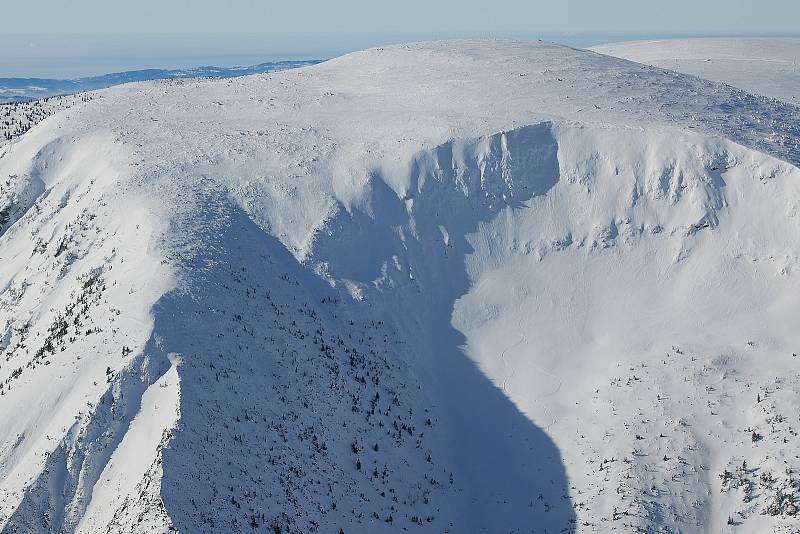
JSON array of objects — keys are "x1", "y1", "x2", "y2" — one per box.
[
  {"x1": 591, "y1": 38, "x2": 800, "y2": 105},
  {"x1": 1, "y1": 40, "x2": 800, "y2": 533}
]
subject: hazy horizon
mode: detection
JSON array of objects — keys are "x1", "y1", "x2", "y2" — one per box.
[{"x1": 3, "y1": 31, "x2": 799, "y2": 79}]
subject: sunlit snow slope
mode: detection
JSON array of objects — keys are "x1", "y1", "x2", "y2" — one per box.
[
  {"x1": 591, "y1": 38, "x2": 800, "y2": 105},
  {"x1": 2, "y1": 40, "x2": 800, "y2": 533}
]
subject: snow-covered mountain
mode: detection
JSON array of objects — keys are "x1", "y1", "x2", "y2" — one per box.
[
  {"x1": 591, "y1": 38, "x2": 800, "y2": 105},
  {"x1": 1, "y1": 40, "x2": 800, "y2": 533}
]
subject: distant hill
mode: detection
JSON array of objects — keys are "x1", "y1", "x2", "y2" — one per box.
[
  {"x1": 0, "y1": 60, "x2": 322, "y2": 103},
  {"x1": 591, "y1": 37, "x2": 800, "y2": 105}
]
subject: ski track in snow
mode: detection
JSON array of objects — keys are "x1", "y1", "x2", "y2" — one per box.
[{"x1": 499, "y1": 334, "x2": 562, "y2": 432}]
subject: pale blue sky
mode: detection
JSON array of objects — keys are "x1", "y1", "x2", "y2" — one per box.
[
  {"x1": 2, "y1": 0, "x2": 798, "y2": 77},
  {"x1": 5, "y1": 0, "x2": 799, "y2": 35}
]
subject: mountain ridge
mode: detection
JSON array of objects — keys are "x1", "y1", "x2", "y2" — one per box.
[{"x1": 0, "y1": 60, "x2": 321, "y2": 104}]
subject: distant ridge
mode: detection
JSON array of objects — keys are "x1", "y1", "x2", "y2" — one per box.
[
  {"x1": 591, "y1": 37, "x2": 800, "y2": 104},
  {"x1": 0, "y1": 60, "x2": 322, "y2": 103}
]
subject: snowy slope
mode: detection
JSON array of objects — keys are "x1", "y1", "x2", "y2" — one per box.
[
  {"x1": 1, "y1": 40, "x2": 800, "y2": 533},
  {"x1": 2, "y1": 95, "x2": 94, "y2": 148},
  {"x1": 591, "y1": 38, "x2": 800, "y2": 105}
]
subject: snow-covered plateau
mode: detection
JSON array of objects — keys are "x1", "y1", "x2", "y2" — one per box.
[
  {"x1": 1, "y1": 39, "x2": 800, "y2": 533},
  {"x1": 591, "y1": 38, "x2": 800, "y2": 105}
]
